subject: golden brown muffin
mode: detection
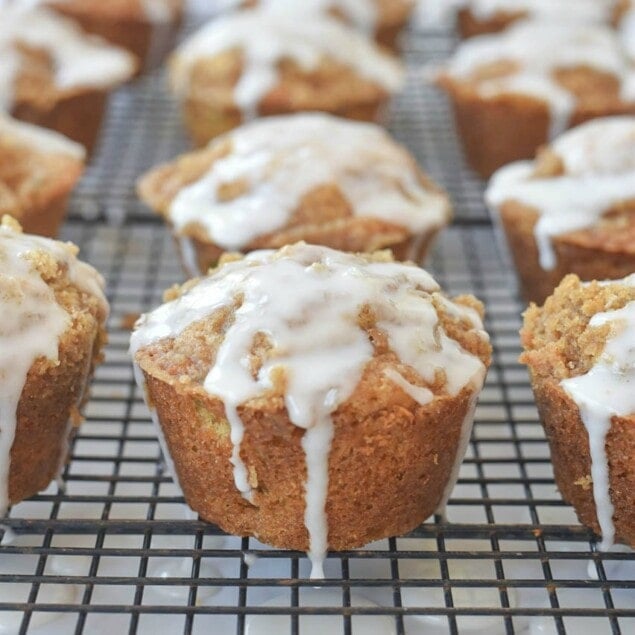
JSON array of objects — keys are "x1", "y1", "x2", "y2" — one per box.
[
  {"x1": 0, "y1": 115, "x2": 85, "y2": 237},
  {"x1": 434, "y1": 21, "x2": 635, "y2": 177},
  {"x1": 243, "y1": 0, "x2": 415, "y2": 50},
  {"x1": 169, "y1": 8, "x2": 404, "y2": 146},
  {"x1": 0, "y1": 216, "x2": 109, "y2": 516},
  {"x1": 455, "y1": 0, "x2": 616, "y2": 39},
  {"x1": 40, "y1": 0, "x2": 183, "y2": 73},
  {"x1": 131, "y1": 243, "x2": 491, "y2": 573},
  {"x1": 1, "y1": 5, "x2": 136, "y2": 152},
  {"x1": 137, "y1": 113, "x2": 452, "y2": 276},
  {"x1": 521, "y1": 274, "x2": 635, "y2": 548},
  {"x1": 486, "y1": 117, "x2": 635, "y2": 304}
]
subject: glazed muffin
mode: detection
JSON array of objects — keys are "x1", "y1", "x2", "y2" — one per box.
[
  {"x1": 521, "y1": 274, "x2": 635, "y2": 549},
  {"x1": 0, "y1": 5, "x2": 136, "y2": 151},
  {"x1": 617, "y1": 0, "x2": 635, "y2": 59},
  {"x1": 131, "y1": 243, "x2": 491, "y2": 576},
  {"x1": 169, "y1": 8, "x2": 404, "y2": 146},
  {"x1": 486, "y1": 117, "x2": 635, "y2": 304},
  {"x1": 138, "y1": 113, "x2": 452, "y2": 277},
  {"x1": 35, "y1": 0, "x2": 184, "y2": 73},
  {"x1": 434, "y1": 21, "x2": 635, "y2": 177},
  {"x1": 454, "y1": 0, "x2": 615, "y2": 39},
  {"x1": 0, "y1": 114, "x2": 85, "y2": 238},
  {"x1": 0, "y1": 215, "x2": 108, "y2": 516},
  {"x1": 243, "y1": 0, "x2": 416, "y2": 50}
]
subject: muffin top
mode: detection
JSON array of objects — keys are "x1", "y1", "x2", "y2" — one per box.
[
  {"x1": 246, "y1": 0, "x2": 415, "y2": 32},
  {"x1": 521, "y1": 273, "x2": 635, "y2": 549},
  {"x1": 435, "y1": 20, "x2": 635, "y2": 138},
  {"x1": 138, "y1": 113, "x2": 451, "y2": 252},
  {"x1": 132, "y1": 243, "x2": 490, "y2": 412},
  {"x1": 0, "y1": 114, "x2": 85, "y2": 218},
  {"x1": 169, "y1": 8, "x2": 404, "y2": 118},
  {"x1": 486, "y1": 117, "x2": 635, "y2": 270},
  {"x1": 0, "y1": 4, "x2": 136, "y2": 111}
]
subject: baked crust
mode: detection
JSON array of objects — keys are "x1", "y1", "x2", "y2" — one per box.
[
  {"x1": 521, "y1": 276, "x2": 635, "y2": 546},
  {"x1": 437, "y1": 67, "x2": 635, "y2": 178},
  {"x1": 134, "y1": 252, "x2": 491, "y2": 551},
  {"x1": 3, "y1": 224, "x2": 108, "y2": 505}
]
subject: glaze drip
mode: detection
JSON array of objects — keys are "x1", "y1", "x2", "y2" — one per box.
[
  {"x1": 170, "y1": 9, "x2": 404, "y2": 119},
  {"x1": 486, "y1": 117, "x2": 635, "y2": 271},
  {"x1": 439, "y1": 22, "x2": 635, "y2": 139},
  {"x1": 169, "y1": 113, "x2": 450, "y2": 253},
  {"x1": 561, "y1": 289, "x2": 635, "y2": 550},
  {"x1": 131, "y1": 243, "x2": 487, "y2": 577}
]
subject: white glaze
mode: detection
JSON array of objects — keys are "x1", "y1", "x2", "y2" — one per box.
[
  {"x1": 131, "y1": 243, "x2": 487, "y2": 577},
  {"x1": 170, "y1": 9, "x2": 404, "y2": 119},
  {"x1": 0, "y1": 5, "x2": 135, "y2": 112},
  {"x1": 439, "y1": 21, "x2": 635, "y2": 139},
  {"x1": 169, "y1": 113, "x2": 450, "y2": 252},
  {"x1": 0, "y1": 113, "x2": 85, "y2": 160},
  {"x1": 623, "y1": 4, "x2": 635, "y2": 61},
  {"x1": 256, "y1": 0, "x2": 378, "y2": 34},
  {"x1": 0, "y1": 219, "x2": 107, "y2": 519},
  {"x1": 561, "y1": 293, "x2": 635, "y2": 551},
  {"x1": 486, "y1": 117, "x2": 635, "y2": 271},
  {"x1": 383, "y1": 368, "x2": 434, "y2": 405}
]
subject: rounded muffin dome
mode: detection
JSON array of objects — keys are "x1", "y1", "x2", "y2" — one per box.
[
  {"x1": 131, "y1": 243, "x2": 491, "y2": 577},
  {"x1": 138, "y1": 113, "x2": 452, "y2": 276}
]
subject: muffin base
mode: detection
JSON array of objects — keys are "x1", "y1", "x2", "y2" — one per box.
[
  {"x1": 529, "y1": 376, "x2": 635, "y2": 547},
  {"x1": 498, "y1": 202, "x2": 635, "y2": 304},
  {"x1": 181, "y1": 97, "x2": 389, "y2": 147},
  {"x1": 13, "y1": 90, "x2": 108, "y2": 154},
  {"x1": 140, "y1": 367, "x2": 478, "y2": 551},
  {"x1": 173, "y1": 223, "x2": 439, "y2": 277},
  {"x1": 439, "y1": 81, "x2": 635, "y2": 178},
  {"x1": 9, "y1": 322, "x2": 104, "y2": 506}
]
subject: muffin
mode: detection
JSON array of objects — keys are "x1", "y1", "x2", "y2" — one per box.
[
  {"x1": 138, "y1": 113, "x2": 452, "y2": 277},
  {"x1": 35, "y1": 0, "x2": 184, "y2": 73},
  {"x1": 0, "y1": 5, "x2": 137, "y2": 151},
  {"x1": 486, "y1": 117, "x2": 635, "y2": 304},
  {"x1": 454, "y1": 0, "x2": 615, "y2": 39},
  {"x1": 617, "y1": 0, "x2": 635, "y2": 59},
  {"x1": 0, "y1": 114, "x2": 85, "y2": 238},
  {"x1": 434, "y1": 21, "x2": 635, "y2": 177},
  {"x1": 130, "y1": 243, "x2": 491, "y2": 576},
  {"x1": 0, "y1": 215, "x2": 108, "y2": 517},
  {"x1": 521, "y1": 274, "x2": 635, "y2": 549},
  {"x1": 243, "y1": 0, "x2": 416, "y2": 50},
  {"x1": 169, "y1": 8, "x2": 405, "y2": 146}
]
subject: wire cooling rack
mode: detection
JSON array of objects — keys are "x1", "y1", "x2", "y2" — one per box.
[{"x1": 1, "y1": 13, "x2": 634, "y2": 635}]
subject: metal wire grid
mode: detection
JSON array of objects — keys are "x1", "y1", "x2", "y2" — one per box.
[{"x1": 1, "y1": 17, "x2": 634, "y2": 635}]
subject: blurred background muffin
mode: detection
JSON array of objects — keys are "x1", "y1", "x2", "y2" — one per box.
[
  {"x1": 0, "y1": 114, "x2": 85, "y2": 237},
  {"x1": 30, "y1": 0, "x2": 184, "y2": 73},
  {"x1": 0, "y1": 4, "x2": 136, "y2": 151},
  {"x1": 486, "y1": 117, "x2": 635, "y2": 303},
  {"x1": 434, "y1": 21, "x2": 635, "y2": 177},
  {"x1": 138, "y1": 113, "x2": 452, "y2": 276},
  {"x1": 168, "y1": 8, "x2": 404, "y2": 145}
]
